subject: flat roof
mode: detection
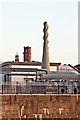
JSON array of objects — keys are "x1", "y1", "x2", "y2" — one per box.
[
  {"x1": 2, "y1": 67, "x2": 47, "y2": 72},
  {"x1": 2, "y1": 61, "x2": 61, "y2": 67}
]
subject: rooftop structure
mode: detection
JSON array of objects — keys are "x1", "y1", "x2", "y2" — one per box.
[
  {"x1": 23, "y1": 46, "x2": 31, "y2": 62},
  {"x1": 74, "y1": 64, "x2": 80, "y2": 70}
]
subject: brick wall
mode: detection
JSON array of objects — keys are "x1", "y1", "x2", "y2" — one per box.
[{"x1": 1, "y1": 94, "x2": 80, "y2": 119}]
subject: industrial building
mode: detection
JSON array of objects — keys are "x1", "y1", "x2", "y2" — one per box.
[
  {"x1": 0, "y1": 21, "x2": 80, "y2": 95},
  {"x1": 1, "y1": 60, "x2": 61, "y2": 94},
  {"x1": 0, "y1": 21, "x2": 80, "y2": 120}
]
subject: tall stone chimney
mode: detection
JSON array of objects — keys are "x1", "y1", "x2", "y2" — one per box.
[{"x1": 41, "y1": 21, "x2": 50, "y2": 71}]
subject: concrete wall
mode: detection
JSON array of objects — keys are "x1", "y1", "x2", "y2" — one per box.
[{"x1": 1, "y1": 94, "x2": 80, "y2": 119}]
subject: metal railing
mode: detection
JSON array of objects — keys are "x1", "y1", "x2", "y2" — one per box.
[{"x1": 1, "y1": 84, "x2": 80, "y2": 94}]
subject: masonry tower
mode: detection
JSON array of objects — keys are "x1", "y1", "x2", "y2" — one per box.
[{"x1": 42, "y1": 21, "x2": 50, "y2": 71}]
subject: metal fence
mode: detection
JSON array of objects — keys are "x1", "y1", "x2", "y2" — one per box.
[{"x1": 1, "y1": 83, "x2": 80, "y2": 94}]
